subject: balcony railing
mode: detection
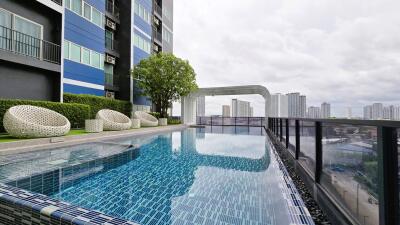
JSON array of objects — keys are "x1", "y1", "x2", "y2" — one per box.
[
  {"x1": 0, "y1": 25, "x2": 61, "y2": 64},
  {"x1": 152, "y1": 29, "x2": 162, "y2": 43},
  {"x1": 154, "y1": 3, "x2": 162, "y2": 17},
  {"x1": 106, "y1": 0, "x2": 120, "y2": 19},
  {"x1": 197, "y1": 116, "x2": 266, "y2": 127},
  {"x1": 105, "y1": 73, "x2": 119, "y2": 88},
  {"x1": 268, "y1": 117, "x2": 400, "y2": 225},
  {"x1": 105, "y1": 36, "x2": 119, "y2": 52}
]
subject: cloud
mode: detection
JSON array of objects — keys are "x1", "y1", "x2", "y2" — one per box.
[{"x1": 173, "y1": 0, "x2": 400, "y2": 117}]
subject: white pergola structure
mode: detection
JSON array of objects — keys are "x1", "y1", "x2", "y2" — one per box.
[{"x1": 181, "y1": 85, "x2": 271, "y2": 125}]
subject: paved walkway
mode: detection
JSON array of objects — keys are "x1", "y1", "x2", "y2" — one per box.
[{"x1": 0, "y1": 125, "x2": 187, "y2": 155}]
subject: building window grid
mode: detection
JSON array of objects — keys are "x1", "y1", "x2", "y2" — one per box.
[
  {"x1": 65, "y1": 0, "x2": 105, "y2": 29},
  {"x1": 134, "y1": 0, "x2": 151, "y2": 24},
  {"x1": 64, "y1": 40, "x2": 104, "y2": 70},
  {"x1": 134, "y1": 34, "x2": 151, "y2": 54}
]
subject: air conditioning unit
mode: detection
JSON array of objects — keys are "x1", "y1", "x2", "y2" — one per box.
[
  {"x1": 106, "y1": 18, "x2": 116, "y2": 30},
  {"x1": 105, "y1": 55, "x2": 116, "y2": 65},
  {"x1": 105, "y1": 91, "x2": 115, "y2": 99}
]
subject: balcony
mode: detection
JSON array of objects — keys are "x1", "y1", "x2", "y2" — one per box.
[
  {"x1": 106, "y1": 0, "x2": 120, "y2": 20},
  {"x1": 105, "y1": 36, "x2": 119, "y2": 52},
  {"x1": 153, "y1": 3, "x2": 162, "y2": 18},
  {"x1": 0, "y1": 25, "x2": 61, "y2": 64},
  {"x1": 105, "y1": 73, "x2": 119, "y2": 90},
  {"x1": 152, "y1": 29, "x2": 162, "y2": 44}
]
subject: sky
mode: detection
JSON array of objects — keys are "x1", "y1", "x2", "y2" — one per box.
[{"x1": 172, "y1": 0, "x2": 400, "y2": 117}]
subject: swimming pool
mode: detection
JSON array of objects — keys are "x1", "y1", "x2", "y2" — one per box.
[{"x1": 0, "y1": 127, "x2": 314, "y2": 225}]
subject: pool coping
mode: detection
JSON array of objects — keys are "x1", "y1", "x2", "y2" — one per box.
[{"x1": 0, "y1": 125, "x2": 187, "y2": 156}]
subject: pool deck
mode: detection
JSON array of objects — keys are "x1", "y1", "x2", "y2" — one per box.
[{"x1": 0, "y1": 125, "x2": 187, "y2": 156}]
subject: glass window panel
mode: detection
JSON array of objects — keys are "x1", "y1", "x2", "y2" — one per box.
[
  {"x1": 65, "y1": 0, "x2": 71, "y2": 9},
  {"x1": 100, "y1": 54, "x2": 104, "y2": 69},
  {"x1": 13, "y1": 16, "x2": 42, "y2": 58},
  {"x1": 139, "y1": 5, "x2": 144, "y2": 18},
  {"x1": 134, "y1": 1, "x2": 139, "y2": 15},
  {"x1": 14, "y1": 16, "x2": 41, "y2": 38},
  {"x1": 299, "y1": 121, "x2": 316, "y2": 175},
  {"x1": 70, "y1": 42, "x2": 81, "y2": 62},
  {"x1": 321, "y1": 124, "x2": 379, "y2": 225},
  {"x1": 71, "y1": 0, "x2": 82, "y2": 15},
  {"x1": 81, "y1": 48, "x2": 90, "y2": 64},
  {"x1": 83, "y1": 3, "x2": 91, "y2": 20},
  {"x1": 91, "y1": 51, "x2": 100, "y2": 68},
  {"x1": 0, "y1": 9, "x2": 12, "y2": 28},
  {"x1": 92, "y1": 8, "x2": 102, "y2": 27},
  {"x1": 63, "y1": 41, "x2": 69, "y2": 59}
]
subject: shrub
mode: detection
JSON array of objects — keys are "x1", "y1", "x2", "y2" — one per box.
[
  {"x1": 0, "y1": 99, "x2": 90, "y2": 131},
  {"x1": 168, "y1": 118, "x2": 181, "y2": 125},
  {"x1": 148, "y1": 112, "x2": 161, "y2": 119},
  {"x1": 63, "y1": 93, "x2": 132, "y2": 118}
]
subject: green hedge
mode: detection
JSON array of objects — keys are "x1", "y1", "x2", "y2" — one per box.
[
  {"x1": 63, "y1": 93, "x2": 132, "y2": 118},
  {"x1": 0, "y1": 99, "x2": 90, "y2": 132}
]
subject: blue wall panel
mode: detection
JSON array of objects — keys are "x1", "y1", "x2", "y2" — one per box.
[
  {"x1": 64, "y1": 60, "x2": 104, "y2": 85},
  {"x1": 134, "y1": 15, "x2": 152, "y2": 36},
  {"x1": 64, "y1": 83, "x2": 104, "y2": 96},
  {"x1": 64, "y1": 10, "x2": 105, "y2": 53}
]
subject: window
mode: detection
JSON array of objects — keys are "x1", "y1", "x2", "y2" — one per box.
[
  {"x1": 70, "y1": 42, "x2": 81, "y2": 62},
  {"x1": 83, "y1": 3, "x2": 91, "y2": 20},
  {"x1": 65, "y1": 0, "x2": 71, "y2": 9},
  {"x1": 81, "y1": 48, "x2": 90, "y2": 64},
  {"x1": 100, "y1": 54, "x2": 104, "y2": 69},
  {"x1": 134, "y1": 1, "x2": 139, "y2": 15},
  {"x1": 91, "y1": 51, "x2": 100, "y2": 68},
  {"x1": 71, "y1": 0, "x2": 82, "y2": 15},
  {"x1": 139, "y1": 5, "x2": 144, "y2": 18},
  {"x1": 92, "y1": 8, "x2": 102, "y2": 27},
  {"x1": 133, "y1": 34, "x2": 151, "y2": 54},
  {"x1": 64, "y1": 41, "x2": 70, "y2": 59}
]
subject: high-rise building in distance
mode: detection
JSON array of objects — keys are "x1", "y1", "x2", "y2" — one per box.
[
  {"x1": 372, "y1": 103, "x2": 383, "y2": 119},
  {"x1": 232, "y1": 99, "x2": 252, "y2": 117},
  {"x1": 196, "y1": 96, "x2": 205, "y2": 117},
  {"x1": 321, "y1": 102, "x2": 331, "y2": 118},
  {"x1": 364, "y1": 105, "x2": 373, "y2": 120},
  {"x1": 270, "y1": 93, "x2": 288, "y2": 117},
  {"x1": 307, "y1": 106, "x2": 320, "y2": 118},
  {"x1": 299, "y1": 95, "x2": 307, "y2": 118},
  {"x1": 287, "y1": 93, "x2": 300, "y2": 118},
  {"x1": 222, "y1": 105, "x2": 230, "y2": 117}
]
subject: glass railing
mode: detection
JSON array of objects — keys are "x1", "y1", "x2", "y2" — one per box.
[
  {"x1": 268, "y1": 117, "x2": 400, "y2": 225},
  {"x1": 0, "y1": 25, "x2": 61, "y2": 64}
]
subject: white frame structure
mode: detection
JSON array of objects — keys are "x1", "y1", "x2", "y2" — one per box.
[{"x1": 181, "y1": 85, "x2": 271, "y2": 125}]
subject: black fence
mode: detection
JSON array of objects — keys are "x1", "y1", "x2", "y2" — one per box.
[
  {"x1": 0, "y1": 25, "x2": 61, "y2": 64},
  {"x1": 268, "y1": 117, "x2": 400, "y2": 225},
  {"x1": 197, "y1": 117, "x2": 266, "y2": 127}
]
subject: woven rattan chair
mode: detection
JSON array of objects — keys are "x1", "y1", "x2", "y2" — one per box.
[
  {"x1": 96, "y1": 109, "x2": 132, "y2": 131},
  {"x1": 134, "y1": 111, "x2": 158, "y2": 127},
  {"x1": 3, "y1": 105, "x2": 71, "y2": 138}
]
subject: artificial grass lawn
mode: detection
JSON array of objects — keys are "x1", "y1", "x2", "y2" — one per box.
[{"x1": 0, "y1": 129, "x2": 87, "y2": 143}]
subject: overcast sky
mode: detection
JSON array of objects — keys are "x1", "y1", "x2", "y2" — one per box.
[{"x1": 172, "y1": 0, "x2": 400, "y2": 117}]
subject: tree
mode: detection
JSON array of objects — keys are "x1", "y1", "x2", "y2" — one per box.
[{"x1": 132, "y1": 53, "x2": 198, "y2": 118}]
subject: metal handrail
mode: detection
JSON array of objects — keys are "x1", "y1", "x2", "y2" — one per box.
[
  {"x1": 268, "y1": 117, "x2": 399, "y2": 225},
  {"x1": 0, "y1": 25, "x2": 61, "y2": 64}
]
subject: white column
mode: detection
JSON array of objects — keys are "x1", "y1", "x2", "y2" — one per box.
[{"x1": 181, "y1": 95, "x2": 197, "y2": 125}]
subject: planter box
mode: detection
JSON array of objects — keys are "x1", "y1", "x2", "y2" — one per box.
[
  {"x1": 158, "y1": 118, "x2": 168, "y2": 126},
  {"x1": 85, "y1": 119, "x2": 103, "y2": 133},
  {"x1": 131, "y1": 119, "x2": 141, "y2": 129}
]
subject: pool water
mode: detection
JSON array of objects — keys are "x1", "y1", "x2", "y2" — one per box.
[{"x1": 1, "y1": 127, "x2": 314, "y2": 225}]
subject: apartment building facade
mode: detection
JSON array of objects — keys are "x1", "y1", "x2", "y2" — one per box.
[{"x1": 0, "y1": 0, "x2": 173, "y2": 112}]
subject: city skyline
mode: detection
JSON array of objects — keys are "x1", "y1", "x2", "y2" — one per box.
[{"x1": 174, "y1": 0, "x2": 400, "y2": 117}]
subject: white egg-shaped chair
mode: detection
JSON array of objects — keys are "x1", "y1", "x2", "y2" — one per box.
[
  {"x1": 134, "y1": 111, "x2": 158, "y2": 127},
  {"x1": 3, "y1": 105, "x2": 71, "y2": 138},
  {"x1": 96, "y1": 109, "x2": 132, "y2": 131}
]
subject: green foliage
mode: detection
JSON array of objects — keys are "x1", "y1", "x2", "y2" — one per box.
[
  {"x1": 63, "y1": 93, "x2": 132, "y2": 118},
  {"x1": 0, "y1": 99, "x2": 90, "y2": 131},
  {"x1": 148, "y1": 112, "x2": 161, "y2": 119},
  {"x1": 132, "y1": 53, "x2": 198, "y2": 118},
  {"x1": 167, "y1": 118, "x2": 181, "y2": 125}
]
